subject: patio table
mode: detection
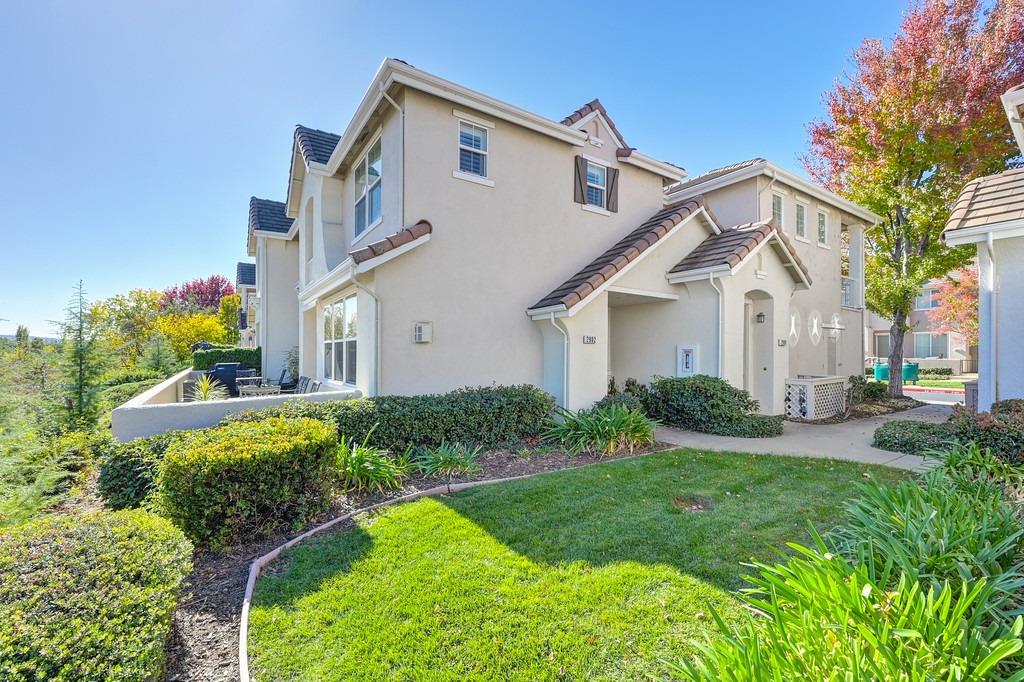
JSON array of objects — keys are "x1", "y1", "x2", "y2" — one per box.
[{"x1": 239, "y1": 385, "x2": 281, "y2": 397}]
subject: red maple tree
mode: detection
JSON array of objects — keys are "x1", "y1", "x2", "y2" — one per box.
[
  {"x1": 928, "y1": 267, "x2": 979, "y2": 347},
  {"x1": 160, "y1": 275, "x2": 235, "y2": 313}
]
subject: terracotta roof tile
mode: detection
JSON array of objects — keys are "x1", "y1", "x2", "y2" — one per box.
[
  {"x1": 349, "y1": 220, "x2": 432, "y2": 264},
  {"x1": 945, "y1": 166, "x2": 1024, "y2": 234},
  {"x1": 668, "y1": 158, "x2": 767, "y2": 193},
  {"x1": 529, "y1": 197, "x2": 707, "y2": 311},
  {"x1": 669, "y1": 218, "x2": 811, "y2": 286},
  {"x1": 560, "y1": 98, "x2": 630, "y2": 154}
]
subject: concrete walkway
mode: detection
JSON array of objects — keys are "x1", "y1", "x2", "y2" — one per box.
[{"x1": 656, "y1": 404, "x2": 952, "y2": 471}]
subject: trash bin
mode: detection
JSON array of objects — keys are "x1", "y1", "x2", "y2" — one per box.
[
  {"x1": 873, "y1": 362, "x2": 889, "y2": 381},
  {"x1": 902, "y1": 362, "x2": 919, "y2": 385}
]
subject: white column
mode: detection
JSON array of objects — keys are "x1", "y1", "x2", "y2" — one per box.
[{"x1": 977, "y1": 242, "x2": 996, "y2": 412}]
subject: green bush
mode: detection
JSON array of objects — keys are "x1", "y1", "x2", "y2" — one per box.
[
  {"x1": 926, "y1": 441, "x2": 1024, "y2": 486},
  {"x1": 863, "y1": 380, "x2": 888, "y2": 401},
  {"x1": 224, "y1": 385, "x2": 555, "y2": 452},
  {"x1": 97, "y1": 431, "x2": 184, "y2": 510},
  {"x1": 416, "y1": 441, "x2": 482, "y2": 477},
  {"x1": 921, "y1": 367, "x2": 955, "y2": 377},
  {"x1": 543, "y1": 405, "x2": 657, "y2": 456},
  {"x1": 646, "y1": 375, "x2": 782, "y2": 438},
  {"x1": 99, "y1": 368, "x2": 163, "y2": 387},
  {"x1": 158, "y1": 417, "x2": 337, "y2": 547},
  {"x1": 594, "y1": 391, "x2": 645, "y2": 413},
  {"x1": 872, "y1": 419, "x2": 954, "y2": 455},
  {"x1": 191, "y1": 346, "x2": 261, "y2": 371},
  {"x1": 949, "y1": 405, "x2": 1024, "y2": 463},
  {"x1": 336, "y1": 431, "x2": 409, "y2": 494},
  {"x1": 97, "y1": 378, "x2": 161, "y2": 409},
  {"x1": 0, "y1": 510, "x2": 192, "y2": 681},
  {"x1": 846, "y1": 374, "x2": 866, "y2": 407}
]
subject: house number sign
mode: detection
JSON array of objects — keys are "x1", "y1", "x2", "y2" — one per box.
[{"x1": 582, "y1": 335, "x2": 597, "y2": 344}]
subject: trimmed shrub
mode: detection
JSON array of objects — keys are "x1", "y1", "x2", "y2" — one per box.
[
  {"x1": 97, "y1": 431, "x2": 185, "y2": 510},
  {"x1": 158, "y1": 417, "x2": 337, "y2": 547},
  {"x1": 543, "y1": 405, "x2": 657, "y2": 456},
  {"x1": 846, "y1": 374, "x2": 866, "y2": 408},
  {"x1": 99, "y1": 368, "x2": 162, "y2": 387},
  {"x1": 949, "y1": 404, "x2": 1024, "y2": 463},
  {"x1": 594, "y1": 391, "x2": 645, "y2": 412},
  {"x1": 646, "y1": 375, "x2": 782, "y2": 438},
  {"x1": 97, "y1": 378, "x2": 162, "y2": 410},
  {"x1": 920, "y1": 367, "x2": 955, "y2": 377},
  {"x1": 862, "y1": 380, "x2": 888, "y2": 401},
  {"x1": 191, "y1": 346, "x2": 261, "y2": 371},
  {"x1": 872, "y1": 419, "x2": 954, "y2": 455},
  {"x1": 224, "y1": 385, "x2": 555, "y2": 452},
  {"x1": 0, "y1": 510, "x2": 192, "y2": 681}
]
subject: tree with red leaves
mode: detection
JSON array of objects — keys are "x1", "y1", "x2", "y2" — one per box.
[
  {"x1": 806, "y1": 0, "x2": 1024, "y2": 396},
  {"x1": 929, "y1": 266, "x2": 979, "y2": 347},
  {"x1": 160, "y1": 275, "x2": 235, "y2": 314}
]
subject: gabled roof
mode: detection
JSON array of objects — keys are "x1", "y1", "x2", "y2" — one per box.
[
  {"x1": 349, "y1": 220, "x2": 432, "y2": 264},
  {"x1": 561, "y1": 98, "x2": 629, "y2": 152},
  {"x1": 529, "y1": 197, "x2": 708, "y2": 313},
  {"x1": 669, "y1": 218, "x2": 811, "y2": 287},
  {"x1": 670, "y1": 158, "x2": 766, "y2": 193},
  {"x1": 248, "y1": 197, "x2": 293, "y2": 235},
  {"x1": 236, "y1": 262, "x2": 255, "y2": 288},
  {"x1": 294, "y1": 125, "x2": 341, "y2": 166},
  {"x1": 944, "y1": 166, "x2": 1024, "y2": 235}
]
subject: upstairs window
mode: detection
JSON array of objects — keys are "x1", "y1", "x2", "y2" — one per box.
[
  {"x1": 573, "y1": 156, "x2": 618, "y2": 212},
  {"x1": 817, "y1": 210, "x2": 828, "y2": 244},
  {"x1": 586, "y1": 162, "x2": 606, "y2": 208},
  {"x1": 458, "y1": 122, "x2": 488, "y2": 177},
  {"x1": 772, "y1": 194, "x2": 783, "y2": 225},
  {"x1": 354, "y1": 138, "x2": 382, "y2": 238},
  {"x1": 795, "y1": 203, "x2": 807, "y2": 239},
  {"x1": 914, "y1": 288, "x2": 939, "y2": 310},
  {"x1": 323, "y1": 294, "x2": 357, "y2": 385}
]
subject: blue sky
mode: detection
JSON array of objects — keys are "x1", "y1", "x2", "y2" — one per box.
[{"x1": 0, "y1": 0, "x2": 906, "y2": 337}]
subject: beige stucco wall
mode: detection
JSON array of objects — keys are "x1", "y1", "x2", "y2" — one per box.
[
  {"x1": 986, "y1": 236, "x2": 1024, "y2": 407},
  {"x1": 257, "y1": 236, "x2": 300, "y2": 381}
]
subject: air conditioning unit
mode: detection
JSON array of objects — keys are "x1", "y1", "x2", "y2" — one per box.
[{"x1": 413, "y1": 322, "x2": 433, "y2": 343}]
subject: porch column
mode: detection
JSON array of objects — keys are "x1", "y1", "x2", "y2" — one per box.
[{"x1": 977, "y1": 242, "x2": 996, "y2": 411}]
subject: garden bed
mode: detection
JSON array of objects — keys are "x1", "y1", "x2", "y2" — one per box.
[{"x1": 790, "y1": 396, "x2": 923, "y2": 425}]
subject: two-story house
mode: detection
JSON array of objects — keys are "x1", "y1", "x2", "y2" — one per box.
[{"x1": 243, "y1": 59, "x2": 876, "y2": 414}]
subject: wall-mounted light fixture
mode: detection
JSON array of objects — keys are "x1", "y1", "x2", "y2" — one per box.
[{"x1": 755, "y1": 312, "x2": 766, "y2": 324}]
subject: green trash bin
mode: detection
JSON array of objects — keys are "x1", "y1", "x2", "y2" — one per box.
[
  {"x1": 873, "y1": 362, "x2": 889, "y2": 381},
  {"x1": 902, "y1": 362, "x2": 919, "y2": 385}
]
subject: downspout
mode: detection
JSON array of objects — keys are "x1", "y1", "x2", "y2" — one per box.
[
  {"x1": 708, "y1": 272, "x2": 724, "y2": 377},
  {"x1": 380, "y1": 85, "x2": 405, "y2": 226},
  {"x1": 756, "y1": 168, "x2": 777, "y2": 222},
  {"x1": 549, "y1": 312, "x2": 569, "y2": 409},
  {"x1": 986, "y1": 233, "x2": 999, "y2": 405},
  {"x1": 351, "y1": 269, "x2": 381, "y2": 397}
]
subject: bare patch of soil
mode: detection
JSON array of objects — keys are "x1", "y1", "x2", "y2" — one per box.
[
  {"x1": 164, "y1": 442, "x2": 673, "y2": 681},
  {"x1": 671, "y1": 494, "x2": 713, "y2": 512}
]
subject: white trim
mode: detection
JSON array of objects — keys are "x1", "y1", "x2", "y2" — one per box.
[
  {"x1": 452, "y1": 170, "x2": 494, "y2": 187},
  {"x1": 351, "y1": 216, "x2": 383, "y2": 246},
  {"x1": 666, "y1": 159, "x2": 881, "y2": 224},
  {"x1": 665, "y1": 264, "x2": 730, "y2": 282},
  {"x1": 794, "y1": 235, "x2": 811, "y2": 244},
  {"x1": 606, "y1": 285, "x2": 679, "y2": 301},
  {"x1": 568, "y1": 111, "x2": 626, "y2": 150},
  {"x1": 620, "y1": 151, "x2": 685, "y2": 181},
  {"x1": 353, "y1": 134, "x2": 383, "y2": 240},
  {"x1": 944, "y1": 218, "x2": 1024, "y2": 245},
  {"x1": 794, "y1": 200, "x2": 808, "y2": 240},
  {"x1": 251, "y1": 229, "x2": 292, "y2": 241},
  {"x1": 580, "y1": 152, "x2": 610, "y2": 166},
  {"x1": 299, "y1": 259, "x2": 355, "y2": 306},
  {"x1": 816, "y1": 208, "x2": 829, "y2": 245},
  {"x1": 456, "y1": 119, "x2": 489, "y2": 179},
  {"x1": 581, "y1": 203, "x2": 611, "y2": 217},
  {"x1": 452, "y1": 108, "x2": 494, "y2": 129},
  {"x1": 353, "y1": 233, "x2": 431, "y2": 274},
  {"x1": 584, "y1": 159, "x2": 608, "y2": 209}
]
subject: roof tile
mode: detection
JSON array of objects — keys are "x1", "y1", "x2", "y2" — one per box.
[
  {"x1": 235, "y1": 262, "x2": 255, "y2": 288},
  {"x1": 294, "y1": 125, "x2": 341, "y2": 166},
  {"x1": 249, "y1": 197, "x2": 292, "y2": 235},
  {"x1": 350, "y1": 220, "x2": 433, "y2": 264},
  {"x1": 945, "y1": 166, "x2": 1024, "y2": 234}
]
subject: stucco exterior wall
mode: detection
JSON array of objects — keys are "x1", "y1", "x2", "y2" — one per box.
[
  {"x1": 991, "y1": 236, "x2": 1024, "y2": 405},
  {"x1": 258, "y1": 237, "x2": 300, "y2": 381}
]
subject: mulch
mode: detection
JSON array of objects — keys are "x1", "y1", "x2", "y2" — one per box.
[
  {"x1": 788, "y1": 397, "x2": 924, "y2": 425},
  {"x1": 164, "y1": 442, "x2": 671, "y2": 681}
]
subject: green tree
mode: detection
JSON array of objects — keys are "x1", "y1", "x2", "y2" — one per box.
[
  {"x1": 55, "y1": 281, "x2": 107, "y2": 430},
  {"x1": 139, "y1": 332, "x2": 178, "y2": 376},
  {"x1": 805, "y1": 0, "x2": 1024, "y2": 396},
  {"x1": 217, "y1": 293, "x2": 241, "y2": 345},
  {"x1": 91, "y1": 289, "x2": 161, "y2": 367},
  {"x1": 14, "y1": 325, "x2": 29, "y2": 351}
]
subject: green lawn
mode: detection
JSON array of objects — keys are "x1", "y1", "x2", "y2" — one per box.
[
  {"x1": 915, "y1": 379, "x2": 966, "y2": 389},
  {"x1": 249, "y1": 449, "x2": 905, "y2": 681}
]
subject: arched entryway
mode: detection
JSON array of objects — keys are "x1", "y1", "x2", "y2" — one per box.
[{"x1": 743, "y1": 290, "x2": 774, "y2": 411}]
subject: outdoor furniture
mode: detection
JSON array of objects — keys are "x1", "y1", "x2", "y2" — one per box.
[
  {"x1": 235, "y1": 369, "x2": 261, "y2": 391},
  {"x1": 239, "y1": 384, "x2": 281, "y2": 397},
  {"x1": 268, "y1": 368, "x2": 298, "y2": 392},
  {"x1": 209, "y1": 362, "x2": 243, "y2": 396}
]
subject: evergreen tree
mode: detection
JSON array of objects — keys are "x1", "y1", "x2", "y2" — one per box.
[
  {"x1": 56, "y1": 281, "x2": 106, "y2": 430},
  {"x1": 14, "y1": 325, "x2": 29, "y2": 350},
  {"x1": 140, "y1": 332, "x2": 177, "y2": 376}
]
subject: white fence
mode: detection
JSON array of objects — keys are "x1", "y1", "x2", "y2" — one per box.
[{"x1": 784, "y1": 375, "x2": 847, "y2": 421}]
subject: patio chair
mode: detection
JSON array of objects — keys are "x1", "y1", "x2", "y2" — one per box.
[
  {"x1": 308, "y1": 380, "x2": 322, "y2": 393},
  {"x1": 269, "y1": 368, "x2": 298, "y2": 392},
  {"x1": 235, "y1": 368, "x2": 261, "y2": 390}
]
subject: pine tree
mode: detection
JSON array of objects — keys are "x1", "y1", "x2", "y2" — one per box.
[
  {"x1": 14, "y1": 325, "x2": 29, "y2": 349},
  {"x1": 140, "y1": 332, "x2": 177, "y2": 376},
  {"x1": 56, "y1": 281, "x2": 106, "y2": 430}
]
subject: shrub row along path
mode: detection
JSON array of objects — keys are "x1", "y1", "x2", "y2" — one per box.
[{"x1": 656, "y1": 404, "x2": 951, "y2": 471}]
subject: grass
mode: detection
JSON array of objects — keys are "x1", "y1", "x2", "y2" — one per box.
[
  {"x1": 248, "y1": 449, "x2": 905, "y2": 681},
  {"x1": 915, "y1": 379, "x2": 966, "y2": 389}
]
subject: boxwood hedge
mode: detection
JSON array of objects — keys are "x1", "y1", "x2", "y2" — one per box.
[
  {"x1": 191, "y1": 346, "x2": 261, "y2": 371},
  {"x1": 97, "y1": 431, "x2": 185, "y2": 510},
  {"x1": 872, "y1": 419, "x2": 956, "y2": 455},
  {"x1": 158, "y1": 417, "x2": 337, "y2": 547},
  {"x1": 0, "y1": 510, "x2": 192, "y2": 681}
]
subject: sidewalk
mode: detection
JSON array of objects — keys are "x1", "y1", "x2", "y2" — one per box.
[{"x1": 656, "y1": 404, "x2": 952, "y2": 471}]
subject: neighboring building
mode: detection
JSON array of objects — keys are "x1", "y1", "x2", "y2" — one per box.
[
  {"x1": 944, "y1": 84, "x2": 1024, "y2": 412},
  {"x1": 245, "y1": 59, "x2": 877, "y2": 414},
  {"x1": 864, "y1": 274, "x2": 974, "y2": 373},
  {"x1": 235, "y1": 261, "x2": 257, "y2": 348}
]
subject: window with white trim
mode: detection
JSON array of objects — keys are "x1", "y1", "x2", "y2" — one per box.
[
  {"x1": 458, "y1": 121, "x2": 488, "y2": 177},
  {"x1": 354, "y1": 138, "x2": 382, "y2": 237},
  {"x1": 586, "y1": 161, "x2": 606, "y2": 208},
  {"x1": 323, "y1": 294, "x2": 357, "y2": 384},
  {"x1": 817, "y1": 209, "x2": 828, "y2": 244},
  {"x1": 772, "y1": 194, "x2": 783, "y2": 225},
  {"x1": 914, "y1": 288, "x2": 939, "y2": 310},
  {"x1": 795, "y1": 203, "x2": 807, "y2": 239},
  {"x1": 912, "y1": 332, "x2": 948, "y2": 359}
]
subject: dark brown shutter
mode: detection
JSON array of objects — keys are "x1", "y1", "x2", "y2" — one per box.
[
  {"x1": 573, "y1": 156, "x2": 587, "y2": 204},
  {"x1": 606, "y1": 167, "x2": 619, "y2": 213}
]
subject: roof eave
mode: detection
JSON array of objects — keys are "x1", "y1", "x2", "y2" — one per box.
[
  {"x1": 944, "y1": 218, "x2": 1024, "y2": 245},
  {"x1": 621, "y1": 151, "x2": 686, "y2": 182}
]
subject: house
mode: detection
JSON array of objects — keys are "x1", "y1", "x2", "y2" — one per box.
[
  {"x1": 245, "y1": 59, "x2": 877, "y2": 414},
  {"x1": 864, "y1": 272, "x2": 975, "y2": 373},
  {"x1": 943, "y1": 84, "x2": 1024, "y2": 412},
  {"x1": 235, "y1": 262, "x2": 257, "y2": 348}
]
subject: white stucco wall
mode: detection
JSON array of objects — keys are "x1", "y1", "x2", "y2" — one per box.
[
  {"x1": 258, "y1": 236, "x2": 300, "y2": 381},
  {"x1": 984, "y1": 236, "x2": 1024, "y2": 408}
]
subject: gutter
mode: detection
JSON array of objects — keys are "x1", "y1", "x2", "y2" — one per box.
[
  {"x1": 549, "y1": 312, "x2": 569, "y2": 409},
  {"x1": 708, "y1": 272, "x2": 724, "y2": 377},
  {"x1": 351, "y1": 271, "x2": 382, "y2": 397}
]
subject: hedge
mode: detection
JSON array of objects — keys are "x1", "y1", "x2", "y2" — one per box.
[
  {"x1": 192, "y1": 346, "x2": 261, "y2": 371},
  {"x1": 99, "y1": 368, "x2": 163, "y2": 387},
  {"x1": 872, "y1": 419, "x2": 956, "y2": 455},
  {"x1": 948, "y1": 402, "x2": 1024, "y2": 463},
  {"x1": 645, "y1": 375, "x2": 783, "y2": 438},
  {"x1": 97, "y1": 431, "x2": 185, "y2": 510},
  {"x1": 0, "y1": 510, "x2": 192, "y2": 681},
  {"x1": 224, "y1": 385, "x2": 556, "y2": 451},
  {"x1": 158, "y1": 417, "x2": 337, "y2": 547}
]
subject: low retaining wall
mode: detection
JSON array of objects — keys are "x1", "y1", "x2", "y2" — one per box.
[{"x1": 111, "y1": 369, "x2": 361, "y2": 441}]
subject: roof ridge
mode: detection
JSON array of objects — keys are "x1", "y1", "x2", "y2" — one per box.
[{"x1": 559, "y1": 98, "x2": 629, "y2": 151}]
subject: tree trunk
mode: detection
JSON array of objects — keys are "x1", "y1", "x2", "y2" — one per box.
[{"x1": 887, "y1": 311, "x2": 908, "y2": 398}]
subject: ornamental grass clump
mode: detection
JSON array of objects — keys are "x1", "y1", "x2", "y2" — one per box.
[
  {"x1": 543, "y1": 405, "x2": 657, "y2": 456},
  {"x1": 416, "y1": 441, "x2": 482, "y2": 477},
  {"x1": 337, "y1": 429, "x2": 409, "y2": 494},
  {"x1": 158, "y1": 417, "x2": 337, "y2": 547}
]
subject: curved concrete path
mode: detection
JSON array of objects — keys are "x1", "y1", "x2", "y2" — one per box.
[{"x1": 656, "y1": 404, "x2": 952, "y2": 471}]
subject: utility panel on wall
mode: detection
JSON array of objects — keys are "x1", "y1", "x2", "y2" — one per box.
[
  {"x1": 676, "y1": 345, "x2": 698, "y2": 377},
  {"x1": 413, "y1": 322, "x2": 433, "y2": 343}
]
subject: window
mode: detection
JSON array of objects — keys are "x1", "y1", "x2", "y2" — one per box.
[
  {"x1": 585, "y1": 161, "x2": 606, "y2": 208},
  {"x1": 458, "y1": 122, "x2": 488, "y2": 177},
  {"x1": 817, "y1": 210, "x2": 828, "y2": 244},
  {"x1": 914, "y1": 288, "x2": 939, "y2": 310},
  {"x1": 772, "y1": 194, "x2": 783, "y2": 225},
  {"x1": 795, "y1": 203, "x2": 807, "y2": 239},
  {"x1": 323, "y1": 294, "x2": 357, "y2": 384},
  {"x1": 354, "y1": 138, "x2": 382, "y2": 238},
  {"x1": 913, "y1": 332, "x2": 948, "y2": 359}
]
